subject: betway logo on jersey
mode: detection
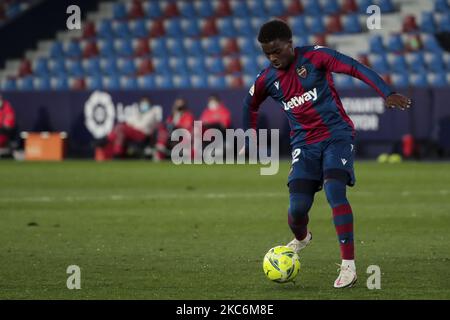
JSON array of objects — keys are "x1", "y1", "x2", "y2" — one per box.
[{"x1": 282, "y1": 88, "x2": 318, "y2": 111}]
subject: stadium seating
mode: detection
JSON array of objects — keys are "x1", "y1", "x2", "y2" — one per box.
[{"x1": 2, "y1": 0, "x2": 450, "y2": 90}]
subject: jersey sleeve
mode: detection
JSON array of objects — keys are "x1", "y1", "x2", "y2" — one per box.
[
  {"x1": 242, "y1": 71, "x2": 269, "y2": 131},
  {"x1": 306, "y1": 46, "x2": 394, "y2": 99}
]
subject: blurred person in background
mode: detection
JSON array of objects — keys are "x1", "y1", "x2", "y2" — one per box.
[
  {"x1": 0, "y1": 93, "x2": 16, "y2": 157},
  {"x1": 100, "y1": 96, "x2": 162, "y2": 159},
  {"x1": 200, "y1": 94, "x2": 232, "y2": 132},
  {"x1": 155, "y1": 98, "x2": 195, "y2": 161}
]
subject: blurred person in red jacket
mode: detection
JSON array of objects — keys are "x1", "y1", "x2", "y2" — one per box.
[
  {"x1": 200, "y1": 94, "x2": 232, "y2": 132},
  {"x1": 155, "y1": 98, "x2": 195, "y2": 161},
  {"x1": 100, "y1": 96, "x2": 162, "y2": 159},
  {"x1": 0, "y1": 93, "x2": 16, "y2": 151}
]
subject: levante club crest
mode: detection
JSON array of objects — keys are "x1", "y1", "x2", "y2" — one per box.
[{"x1": 297, "y1": 66, "x2": 308, "y2": 78}]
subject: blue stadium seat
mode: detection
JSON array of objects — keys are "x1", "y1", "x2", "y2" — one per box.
[
  {"x1": 378, "y1": 0, "x2": 395, "y2": 12},
  {"x1": 113, "y1": 2, "x2": 127, "y2": 19},
  {"x1": 118, "y1": 59, "x2": 137, "y2": 75},
  {"x1": 152, "y1": 57, "x2": 171, "y2": 74},
  {"x1": 195, "y1": 0, "x2": 214, "y2": 17},
  {"x1": 409, "y1": 73, "x2": 428, "y2": 87},
  {"x1": 121, "y1": 76, "x2": 138, "y2": 89},
  {"x1": 257, "y1": 54, "x2": 270, "y2": 69},
  {"x1": 33, "y1": 77, "x2": 51, "y2": 90},
  {"x1": 179, "y1": 1, "x2": 196, "y2": 18},
  {"x1": 208, "y1": 75, "x2": 227, "y2": 88},
  {"x1": 435, "y1": 0, "x2": 450, "y2": 12},
  {"x1": 115, "y1": 39, "x2": 134, "y2": 57},
  {"x1": 51, "y1": 76, "x2": 69, "y2": 90},
  {"x1": 150, "y1": 38, "x2": 168, "y2": 57},
  {"x1": 202, "y1": 37, "x2": 221, "y2": 55},
  {"x1": 289, "y1": 16, "x2": 308, "y2": 35},
  {"x1": 17, "y1": 76, "x2": 34, "y2": 90},
  {"x1": 190, "y1": 75, "x2": 208, "y2": 88},
  {"x1": 438, "y1": 13, "x2": 450, "y2": 32},
  {"x1": 308, "y1": 16, "x2": 325, "y2": 34},
  {"x1": 391, "y1": 73, "x2": 409, "y2": 87},
  {"x1": 166, "y1": 38, "x2": 185, "y2": 57},
  {"x1": 155, "y1": 75, "x2": 174, "y2": 88},
  {"x1": 251, "y1": 17, "x2": 267, "y2": 34},
  {"x1": 33, "y1": 58, "x2": 49, "y2": 77},
  {"x1": 172, "y1": 75, "x2": 192, "y2": 88},
  {"x1": 103, "y1": 76, "x2": 121, "y2": 90},
  {"x1": 237, "y1": 36, "x2": 257, "y2": 54},
  {"x1": 240, "y1": 56, "x2": 259, "y2": 75},
  {"x1": 248, "y1": 0, "x2": 267, "y2": 18},
  {"x1": 386, "y1": 34, "x2": 404, "y2": 52},
  {"x1": 169, "y1": 57, "x2": 189, "y2": 75},
  {"x1": 387, "y1": 54, "x2": 408, "y2": 73},
  {"x1": 205, "y1": 57, "x2": 225, "y2": 73},
  {"x1": 49, "y1": 59, "x2": 66, "y2": 76},
  {"x1": 292, "y1": 35, "x2": 309, "y2": 46},
  {"x1": 422, "y1": 34, "x2": 443, "y2": 52},
  {"x1": 83, "y1": 58, "x2": 101, "y2": 76},
  {"x1": 86, "y1": 76, "x2": 103, "y2": 90},
  {"x1": 322, "y1": 0, "x2": 340, "y2": 14},
  {"x1": 425, "y1": 53, "x2": 445, "y2": 72},
  {"x1": 303, "y1": 0, "x2": 322, "y2": 15},
  {"x1": 99, "y1": 39, "x2": 116, "y2": 57},
  {"x1": 144, "y1": 1, "x2": 163, "y2": 18},
  {"x1": 427, "y1": 72, "x2": 448, "y2": 87},
  {"x1": 181, "y1": 19, "x2": 200, "y2": 37},
  {"x1": 234, "y1": 18, "x2": 254, "y2": 36},
  {"x1": 265, "y1": 0, "x2": 285, "y2": 16},
  {"x1": 420, "y1": 12, "x2": 436, "y2": 33},
  {"x1": 187, "y1": 57, "x2": 207, "y2": 74},
  {"x1": 113, "y1": 21, "x2": 131, "y2": 38},
  {"x1": 183, "y1": 38, "x2": 203, "y2": 56},
  {"x1": 50, "y1": 42, "x2": 64, "y2": 58},
  {"x1": 369, "y1": 35, "x2": 385, "y2": 54},
  {"x1": 217, "y1": 17, "x2": 237, "y2": 37},
  {"x1": 97, "y1": 20, "x2": 113, "y2": 38},
  {"x1": 333, "y1": 74, "x2": 354, "y2": 88},
  {"x1": 101, "y1": 58, "x2": 119, "y2": 76},
  {"x1": 130, "y1": 19, "x2": 148, "y2": 38},
  {"x1": 65, "y1": 41, "x2": 82, "y2": 58},
  {"x1": 406, "y1": 52, "x2": 426, "y2": 73},
  {"x1": 2, "y1": 78, "x2": 16, "y2": 90},
  {"x1": 164, "y1": 19, "x2": 183, "y2": 37},
  {"x1": 357, "y1": 0, "x2": 372, "y2": 14},
  {"x1": 138, "y1": 75, "x2": 156, "y2": 89},
  {"x1": 369, "y1": 54, "x2": 389, "y2": 73},
  {"x1": 343, "y1": 14, "x2": 362, "y2": 33},
  {"x1": 230, "y1": 0, "x2": 249, "y2": 18},
  {"x1": 66, "y1": 60, "x2": 84, "y2": 77}
]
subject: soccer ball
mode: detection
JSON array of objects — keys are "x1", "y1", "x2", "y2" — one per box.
[{"x1": 263, "y1": 246, "x2": 301, "y2": 283}]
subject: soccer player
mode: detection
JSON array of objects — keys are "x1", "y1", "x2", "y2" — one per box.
[{"x1": 242, "y1": 20, "x2": 411, "y2": 288}]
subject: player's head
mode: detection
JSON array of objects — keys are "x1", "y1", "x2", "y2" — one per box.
[{"x1": 258, "y1": 19, "x2": 295, "y2": 70}]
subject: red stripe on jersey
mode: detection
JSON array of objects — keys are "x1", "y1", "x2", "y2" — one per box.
[
  {"x1": 277, "y1": 59, "x2": 331, "y2": 145},
  {"x1": 332, "y1": 203, "x2": 353, "y2": 216},
  {"x1": 248, "y1": 69, "x2": 269, "y2": 130},
  {"x1": 325, "y1": 72, "x2": 355, "y2": 136}
]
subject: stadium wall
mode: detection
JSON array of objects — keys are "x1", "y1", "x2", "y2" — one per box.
[{"x1": 2, "y1": 88, "x2": 449, "y2": 158}]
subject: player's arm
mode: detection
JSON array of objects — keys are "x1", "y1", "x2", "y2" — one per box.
[
  {"x1": 307, "y1": 46, "x2": 411, "y2": 110},
  {"x1": 240, "y1": 72, "x2": 269, "y2": 154}
]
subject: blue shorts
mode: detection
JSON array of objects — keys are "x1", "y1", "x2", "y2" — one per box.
[{"x1": 287, "y1": 136, "x2": 356, "y2": 191}]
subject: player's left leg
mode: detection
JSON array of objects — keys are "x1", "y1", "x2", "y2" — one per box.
[{"x1": 323, "y1": 137, "x2": 357, "y2": 288}]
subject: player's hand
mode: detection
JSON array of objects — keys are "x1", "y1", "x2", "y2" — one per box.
[{"x1": 385, "y1": 93, "x2": 412, "y2": 111}]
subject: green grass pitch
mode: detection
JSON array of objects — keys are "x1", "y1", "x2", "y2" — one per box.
[{"x1": 0, "y1": 160, "x2": 449, "y2": 299}]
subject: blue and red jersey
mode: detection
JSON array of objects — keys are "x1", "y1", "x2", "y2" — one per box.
[{"x1": 243, "y1": 46, "x2": 394, "y2": 147}]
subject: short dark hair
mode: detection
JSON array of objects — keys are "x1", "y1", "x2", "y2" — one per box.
[{"x1": 257, "y1": 19, "x2": 292, "y2": 44}]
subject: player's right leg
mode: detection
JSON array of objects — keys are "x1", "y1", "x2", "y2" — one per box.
[{"x1": 285, "y1": 145, "x2": 322, "y2": 254}]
